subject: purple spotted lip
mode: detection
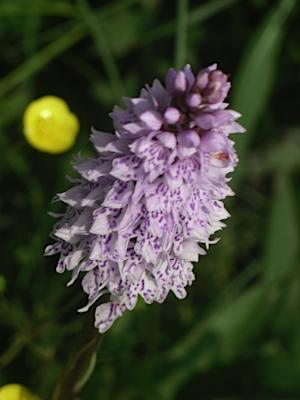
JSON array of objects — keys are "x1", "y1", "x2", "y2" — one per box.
[{"x1": 45, "y1": 63, "x2": 245, "y2": 333}]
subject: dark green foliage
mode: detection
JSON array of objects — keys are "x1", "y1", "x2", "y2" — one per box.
[{"x1": 1, "y1": 0, "x2": 300, "y2": 398}]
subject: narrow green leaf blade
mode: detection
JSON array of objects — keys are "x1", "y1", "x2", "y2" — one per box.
[
  {"x1": 232, "y1": 0, "x2": 296, "y2": 174},
  {"x1": 150, "y1": 286, "x2": 272, "y2": 399},
  {"x1": 263, "y1": 173, "x2": 299, "y2": 282}
]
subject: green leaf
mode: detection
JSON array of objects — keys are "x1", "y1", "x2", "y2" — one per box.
[
  {"x1": 150, "y1": 286, "x2": 272, "y2": 399},
  {"x1": 143, "y1": 0, "x2": 239, "y2": 45},
  {"x1": 102, "y1": 10, "x2": 142, "y2": 57},
  {"x1": 232, "y1": 0, "x2": 296, "y2": 182},
  {"x1": 0, "y1": 1, "x2": 75, "y2": 17},
  {"x1": 0, "y1": 0, "x2": 136, "y2": 100},
  {"x1": 263, "y1": 173, "x2": 299, "y2": 282},
  {"x1": 0, "y1": 275, "x2": 6, "y2": 294},
  {"x1": 0, "y1": 90, "x2": 29, "y2": 127},
  {"x1": 77, "y1": 0, "x2": 125, "y2": 101},
  {"x1": 261, "y1": 341, "x2": 300, "y2": 393},
  {"x1": 74, "y1": 351, "x2": 97, "y2": 394}
]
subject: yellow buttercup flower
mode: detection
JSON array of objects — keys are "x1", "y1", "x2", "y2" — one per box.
[
  {"x1": 23, "y1": 96, "x2": 79, "y2": 154},
  {"x1": 0, "y1": 384, "x2": 40, "y2": 400}
]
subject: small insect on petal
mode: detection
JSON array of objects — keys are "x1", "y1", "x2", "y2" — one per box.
[{"x1": 209, "y1": 151, "x2": 231, "y2": 167}]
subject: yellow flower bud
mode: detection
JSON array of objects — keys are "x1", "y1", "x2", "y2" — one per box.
[
  {"x1": 0, "y1": 384, "x2": 40, "y2": 400},
  {"x1": 23, "y1": 96, "x2": 79, "y2": 154}
]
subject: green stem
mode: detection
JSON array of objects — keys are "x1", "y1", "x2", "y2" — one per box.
[
  {"x1": 144, "y1": 0, "x2": 237, "y2": 46},
  {"x1": 77, "y1": 0, "x2": 125, "y2": 101},
  {"x1": 175, "y1": 0, "x2": 188, "y2": 69},
  {"x1": 51, "y1": 308, "x2": 102, "y2": 400}
]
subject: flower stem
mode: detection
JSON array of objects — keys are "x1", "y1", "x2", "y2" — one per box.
[
  {"x1": 51, "y1": 308, "x2": 102, "y2": 400},
  {"x1": 77, "y1": 0, "x2": 125, "y2": 101}
]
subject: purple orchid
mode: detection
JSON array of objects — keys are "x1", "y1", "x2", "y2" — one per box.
[{"x1": 45, "y1": 64, "x2": 245, "y2": 333}]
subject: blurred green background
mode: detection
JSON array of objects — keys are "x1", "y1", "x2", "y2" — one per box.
[{"x1": 1, "y1": 0, "x2": 300, "y2": 398}]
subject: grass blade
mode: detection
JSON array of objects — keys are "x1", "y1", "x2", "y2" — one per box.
[
  {"x1": 0, "y1": 0, "x2": 136, "y2": 100},
  {"x1": 0, "y1": 25, "x2": 84, "y2": 100},
  {"x1": 76, "y1": 0, "x2": 125, "y2": 100},
  {"x1": 232, "y1": 0, "x2": 296, "y2": 183},
  {"x1": 144, "y1": 0, "x2": 238, "y2": 45},
  {"x1": 175, "y1": 0, "x2": 188, "y2": 69},
  {"x1": 263, "y1": 172, "x2": 299, "y2": 282},
  {"x1": 0, "y1": 2, "x2": 75, "y2": 17},
  {"x1": 143, "y1": 286, "x2": 271, "y2": 399}
]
